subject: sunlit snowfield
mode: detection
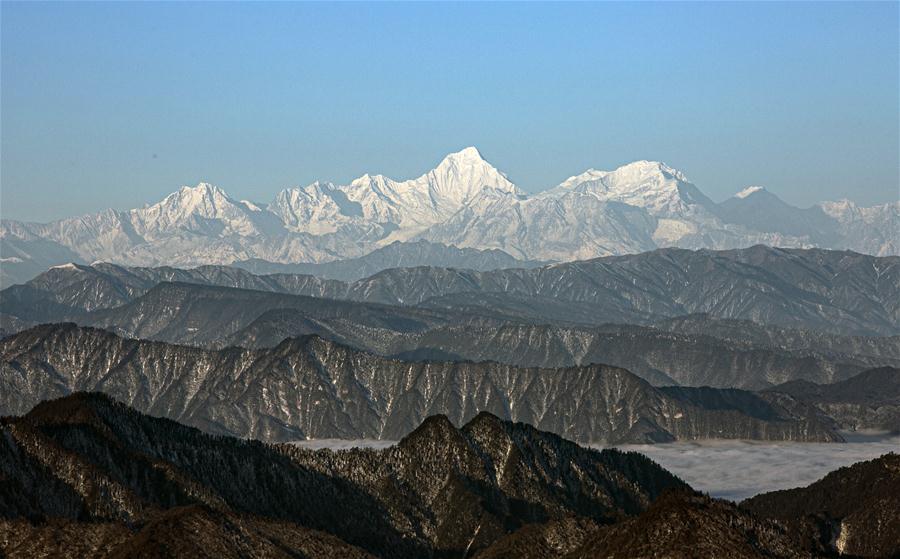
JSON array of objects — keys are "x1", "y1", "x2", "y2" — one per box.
[
  {"x1": 292, "y1": 433, "x2": 900, "y2": 502},
  {"x1": 605, "y1": 432, "x2": 900, "y2": 501}
]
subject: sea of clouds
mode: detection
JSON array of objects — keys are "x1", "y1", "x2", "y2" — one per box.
[
  {"x1": 606, "y1": 432, "x2": 900, "y2": 501},
  {"x1": 291, "y1": 433, "x2": 899, "y2": 502}
]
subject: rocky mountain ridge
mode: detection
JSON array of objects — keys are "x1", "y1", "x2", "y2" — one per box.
[
  {"x1": 0, "y1": 323, "x2": 843, "y2": 444},
  {"x1": 4, "y1": 246, "x2": 898, "y2": 336}
]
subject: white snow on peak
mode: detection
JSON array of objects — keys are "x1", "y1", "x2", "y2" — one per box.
[
  {"x1": 554, "y1": 168, "x2": 606, "y2": 191},
  {"x1": 9, "y1": 148, "x2": 895, "y2": 272},
  {"x1": 269, "y1": 147, "x2": 524, "y2": 237},
  {"x1": 240, "y1": 200, "x2": 265, "y2": 212},
  {"x1": 49, "y1": 262, "x2": 81, "y2": 270},
  {"x1": 552, "y1": 161, "x2": 686, "y2": 194},
  {"x1": 542, "y1": 160, "x2": 707, "y2": 221},
  {"x1": 269, "y1": 181, "x2": 352, "y2": 234},
  {"x1": 127, "y1": 182, "x2": 269, "y2": 238},
  {"x1": 442, "y1": 146, "x2": 484, "y2": 162},
  {"x1": 735, "y1": 186, "x2": 766, "y2": 199}
]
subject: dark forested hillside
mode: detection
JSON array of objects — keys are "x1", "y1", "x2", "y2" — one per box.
[
  {"x1": 3, "y1": 393, "x2": 895, "y2": 558},
  {"x1": 743, "y1": 453, "x2": 900, "y2": 558},
  {"x1": 0, "y1": 392, "x2": 685, "y2": 558}
]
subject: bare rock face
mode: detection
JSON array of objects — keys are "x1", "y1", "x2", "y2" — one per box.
[{"x1": 0, "y1": 324, "x2": 842, "y2": 445}]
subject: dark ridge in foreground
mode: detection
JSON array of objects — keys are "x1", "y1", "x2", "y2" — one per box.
[
  {"x1": 4, "y1": 394, "x2": 897, "y2": 558},
  {"x1": 0, "y1": 392, "x2": 685, "y2": 558},
  {"x1": 743, "y1": 453, "x2": 900, "y2": 558},
  {"x1": 0, "y1": 323, "x2": 842, "y2": 444}
]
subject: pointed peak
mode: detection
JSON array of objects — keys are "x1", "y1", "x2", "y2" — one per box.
[
  {"x1": 179, "y1": 182, "x2": 226, "y2": 195},
  {"x1": 157, "y1": 183, "x2": 234, "y2": 208},
  {"x1": 299, "y1": 180, "x2": 334, "y2": 190},
  {"x1": 438, "y1": 146, "x2": 490, "y2": 168},
  {"x1": 350, "y1": 172, "x2": 388, "y2": 185},
  {"x1": 734, "y1": 185, "x2": 766, "y2": 199},
  {"x1": 398, "y1": 414, "x2": 466, "y2": 450},
  {"x1": 615, "y1": 160, "x2": 682, "y2": 177},
  {"x1": 462, "y1": 411, "x2": 509, "y2": 436},
  {"x1": 276, "y1": 181, "x2": 335, "y2": 197},
  {"x1": 448, "y1": 146, "x2": 484, "y2": 159}
]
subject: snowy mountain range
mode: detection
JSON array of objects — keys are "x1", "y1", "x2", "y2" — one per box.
[{"x1": 2, "y1": 147, "x2": 897, "y2": 285}]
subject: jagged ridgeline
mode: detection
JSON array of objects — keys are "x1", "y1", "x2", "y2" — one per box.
[
  {"x1": 2, "y1": 393, "x2": 897, "y2": 558},
  {"x1": 2, "y1": 148, "x2": 897, "y2": 286},
  {"x1": 4, "y1": 246, "x2": 899, "y2": 336},
  {"x1": 0, "y1": 392, "x2": 688, "y2": 558},
  {"x1": 2, "y1": 247, "x2": 898, "y2": 399},
  {"x1": 0, "y1": 323, "x2": 868, "y2": 444}
]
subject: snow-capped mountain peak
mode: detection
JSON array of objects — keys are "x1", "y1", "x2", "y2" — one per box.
[
  {"x1": 440, "y1": 145, "x2": 485, "y2": 163},
  {"x1": 127, "y1": 182, "x2": 270, "y2": 238},
  {"x1": 551, "y1": 161, "x2": 685, "y2": 195},
  {"x1": 154, "y1": 182, "x2": 235, "y2": 214},
  {"x1": 2, "y1": 150, "x2": 896, "y2": 286},
  {"x1": 268, "y1": 181, "x2": 357, "y2": 234},
  {"x1": 426, "y1": 146, "x2": 520, "y2": 202},
  {"x1": 270, "y1": 146, "x2": 526, "y2": 237},
  {"x1": 543, "y1": 160, "x2": 712, "y2": 220}
]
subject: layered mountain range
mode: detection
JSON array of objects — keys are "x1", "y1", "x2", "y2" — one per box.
[
  {"x1": 1, "y1": 322, "x2": 882, "y2": 444},
  {"x1": 4, "y1": 246, "x2": 898, "y2": 337},
  {"x1": 766, "y1": 366, "x2": 900, "y2": 432},
  {"x1": 3, "y1": 247, "x2": 897, "y2": 395},
  {"x1": 3, "y1": 147, "x2": 896, "y2": 285},
  {"x1": 2, "y1": 393, "x2": 897, "y2": 558}
]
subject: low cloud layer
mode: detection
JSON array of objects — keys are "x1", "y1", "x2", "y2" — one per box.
[
  {"x1": 291, "y1": 433, "x2": 899, "y2": 502},
  {"x1": 605, "y1": 433, "x2": 900, "y2": 501}
]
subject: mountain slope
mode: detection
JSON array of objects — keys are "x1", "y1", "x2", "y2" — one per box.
[
  {"x1": 766, "y1": 366, "x2": 900, "y2": 431},
  {"x1": 231, "y1": 239, "x2": 545, "y2": 280},
  {"x1": 743, "y1": 453, "x2": 900, "y2": 557},
  {"x1": 0, "y1": 392, "x2": 687, "y2": 558},
  {"x1": 562, "y1": 491, "x2": 813, "y2": 559},
  {"x1": 718, "y1": 186, "x2": 839, "y2": 242},
  {"x1": 8, "y1": 393, "x2": 894, "y2": 558},
  {"x1": 0, "y1": 324, "x2": 841, "y2": 444},
  {"x1": 5, "y1": 246, "x2": 898, "y2": 336}
]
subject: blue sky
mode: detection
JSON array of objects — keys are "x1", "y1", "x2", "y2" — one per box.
[{"x1": 2, "y1": 1, "x2": 898, "y2": 222}]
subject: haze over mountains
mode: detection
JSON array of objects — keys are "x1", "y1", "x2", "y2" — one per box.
[
  {"x1": 3, "y1": 246, "x2": 897, "y2": 396},
  {"x1": 2, "y1": 147, "x2": 897, "y2": 285},
  {"x1": 5, "y1": 246, "x2": 898, "y2": 336},
  {"x1": 2, "y1": 323, "x2": 859, "y2": 444}
]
